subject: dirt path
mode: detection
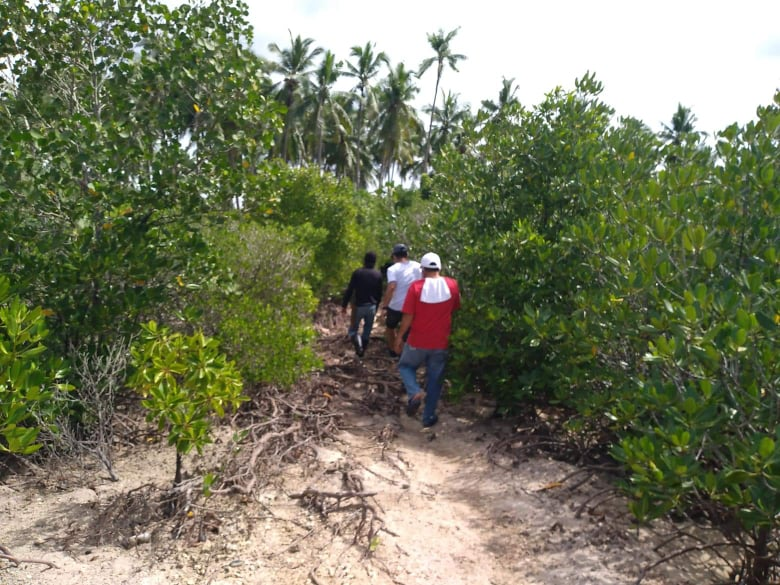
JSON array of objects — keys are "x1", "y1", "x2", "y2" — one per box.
[{"x1": 0, "y1": 308, "x2": 726, "y2": 585}]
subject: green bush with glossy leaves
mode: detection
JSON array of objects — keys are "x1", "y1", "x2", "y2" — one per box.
[
  {"x1": 608, "y1": 99, "x2": 779, "y2": 579},
  {"x1": 0, "y1": 0, "x2": 282, "y2": 356},
  {"x1": 429, "y1": 73, "x2": 661, "y2": 410},
  {"x1": 128, "y1": 321, "x2": 245, "y2": 486},
  {"x1": 0, "y1": 277, "x2": 72, "y2": 455},
  {"x1": 428, "y1": 72, "x2": 779, "y2": 581}
]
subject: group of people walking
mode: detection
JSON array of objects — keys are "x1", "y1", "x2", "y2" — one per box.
[{"x1": 340, "y1": 244, "x2": 460, "y2": 428}]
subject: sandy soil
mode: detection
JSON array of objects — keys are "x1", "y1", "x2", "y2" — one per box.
[{"x1": 0, "y1": 308, "x2": 728, "y2": 585}]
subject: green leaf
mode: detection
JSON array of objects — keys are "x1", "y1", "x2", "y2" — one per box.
[
  {"x1": 735, "y1": 309, "x2": 752, "y2": 330},
  {"x1": 694, "y1": 283, "x2": 708, "y2": 303},
  {"x1": 733, "y1": 328, "x2": 748, "y2": 347},
  {"x1": 759, "y1": 437, "x2": 775, "y2": 459},
  {"x1": 681, "y1": 397, "x2": 698, "y2": 416},
  {"x1": 701, "y1": 249, "x2": 717, "y2": 269},
  {"x1": 723, "y1": 470, "x2": 751, "y2": 485},
  {"x1": 759, "y1": 165, "x2": 774, "y2": 185},
  {"x1": 755, "y1": 312, "x2": 777, "y2": 330}
]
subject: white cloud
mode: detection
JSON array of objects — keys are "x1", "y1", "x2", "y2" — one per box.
[{"x1": 247, "y1": 0, "x2": 780, "y2": 134}]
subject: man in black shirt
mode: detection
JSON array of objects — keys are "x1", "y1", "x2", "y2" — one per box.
[{"x1": 341, "y1": 251, "x2": 383, "y2": 357}]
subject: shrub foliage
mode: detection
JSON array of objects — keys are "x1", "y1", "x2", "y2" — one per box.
[{"x1": 428, "y1": 76, "x2": 779, "y2": 580}]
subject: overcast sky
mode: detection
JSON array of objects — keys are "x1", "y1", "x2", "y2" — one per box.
[{"x1": 245, "y1": 0, "x2": 780, "y2": 137}]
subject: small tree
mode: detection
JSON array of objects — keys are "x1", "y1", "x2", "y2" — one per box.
[
  {"x1": 128, "y1": 321, "x2": 245, "y2": 487},
  {"x1": 0, "y1": 277, "x2": 72, "y2": 455}
]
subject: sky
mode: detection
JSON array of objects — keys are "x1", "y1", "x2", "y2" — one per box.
[{"x1": 244, "y1": 0, "x2": 780, "y2": 137}]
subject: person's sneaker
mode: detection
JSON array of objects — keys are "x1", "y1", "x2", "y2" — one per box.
[
  {"x1": 422, "y1": 415, "x2": 439, "y2": 428},
  {"x1": 405, "y1": 396, "x2": 422, "y2": 417}
]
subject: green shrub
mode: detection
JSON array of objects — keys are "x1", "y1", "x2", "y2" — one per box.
[
  {"x1": 428, "y1": 73, "x2": 658, "y2": 410},
  {"x1": 0, "y1": 277, "x2": 72, "y2": 455},
  {"x1": 194, "y1": 220, "x2": 322, "y2": 386},
  {"x1": 608, "y1": 98, "x2": 779, "y2": 582},
  {"x1": 244, "y1": 163, "x2": 362, "y2": 295}
]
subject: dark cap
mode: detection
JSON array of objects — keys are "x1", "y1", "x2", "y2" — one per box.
[{"x1": 392, "y1": 244, "x2": 408, "y2": 257}]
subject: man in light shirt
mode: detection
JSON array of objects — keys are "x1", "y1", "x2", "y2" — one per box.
[
  {"x1": 394, "y1": 252, "x2": 460, "y2": 428},
  {"x1": 380, "y1": 244, "x2": 421, "y2": 357}
]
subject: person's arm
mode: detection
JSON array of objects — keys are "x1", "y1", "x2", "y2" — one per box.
[
  {"x1": 374, "y1": 275, "x2": 384, "y2": 309},
  {"x1": 394, "y1": 282, "x2": 417, "y2": 353},
  {"x1": 451, "y1": 278, "x2": 461, "y2": 311},
  {"x1": 341, "y1": 272, "x2": 356, "y2": 313},
  {"x1": 394, "y1": 313, "x2": 413, "y2": 354},
  {"x1": 380, "y1": 281, "x2": 396, "y2": 309}
]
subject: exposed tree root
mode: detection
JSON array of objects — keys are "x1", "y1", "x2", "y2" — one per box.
[
  {"x1": 214, "y1": 385, "x2": 342, "y2": 496},
  {"x1": 290, "y1": 462, "x2": 392, "y2": 553}
]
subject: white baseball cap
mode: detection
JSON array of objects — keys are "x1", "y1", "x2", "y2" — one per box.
[{"x1": 420, "y1": 252, "x2": 441, "y2": 270}]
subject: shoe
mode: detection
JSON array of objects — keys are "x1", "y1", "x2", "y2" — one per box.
[
  {"x1": 352, "y1": 335, "x2": 363, "y2": 356},
  {"x1": 405, "y1": 396, "x2": 422, "y2": 417},
  {"x1": 422, "y1": 415, "x2": 439, "y2": 428}
]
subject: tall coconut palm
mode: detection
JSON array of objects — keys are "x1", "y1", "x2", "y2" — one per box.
[
  {"x1": 344, "y1": 42, "x2": 389, "y2": 189},
  {"x1": 267, "y1": 32, "x2": 323, "y2": 161},
  {"x1": 423, "y1": 90, "x2": 471, "y2": 157},
  {"x1": 417, "y1": 27, "x2": 466, "y2": 172},
  {"x1": 373, "y1": 62, "x2": 422, "y2": 185},
  {"x1": 306, "y1": 50, "x2": 346, "y2": 167}
]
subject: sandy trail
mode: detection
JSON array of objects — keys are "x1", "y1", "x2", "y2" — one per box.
[{"x1": 0, "y1": 310, "x2": 725, "y2": 585}]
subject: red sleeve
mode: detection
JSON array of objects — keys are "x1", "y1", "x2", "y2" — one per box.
[{"x1": 448, "y1": 278, "x2": 461, "y2": 310}]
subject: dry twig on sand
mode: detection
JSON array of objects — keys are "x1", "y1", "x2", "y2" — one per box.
[
  {"x1": 290, "y1": 462, "x2": 393, "y2": 553},
  {"x1": 0, "y1": 543, "x2": 58, "y2": 570}
]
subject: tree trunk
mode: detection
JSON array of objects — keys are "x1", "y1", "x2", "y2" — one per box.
[
  {"x1": 746, "y1": 526, "x2": 771, "y2": 585},
  {"x1": 423, "y1": 73, "x2": 441, "y2": 174},
  {"x1": 354, "y1": 100, "x2": 365, "y2": 189},
  {"x1": 174, "y1": 451, "x2": 183, "y2": 487}
]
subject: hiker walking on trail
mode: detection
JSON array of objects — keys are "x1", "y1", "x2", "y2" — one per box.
[
  {"x1": 394, "y1": 252, "x2": 460, "y2": 428},
  {"x1": 380, "y1": 244, "x2": 422, "y2": 357},
  {"x1": 341, "y1": 251, "x2": 383, "y2": 357}
]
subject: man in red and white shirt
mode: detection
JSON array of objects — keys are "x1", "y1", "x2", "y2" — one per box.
[{"x1": 394, "y1": 252, "x2": 460, "y2": 428}]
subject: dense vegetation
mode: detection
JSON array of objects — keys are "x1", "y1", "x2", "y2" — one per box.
[{"x1": 1, "y1": 0, "x2": 778, "y2": 582}]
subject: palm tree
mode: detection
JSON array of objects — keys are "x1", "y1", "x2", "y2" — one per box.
[
  {"x1": 267, "y1": 32, "x2": 323, "y2": 161},
  {"x1": 660, "y1": 103, "x2": 700, "y2": 146},
  {"x1": 480, "y1": 77, "x2": 520, "y2": 119},
  {"x1": 373, "y1": 62, "x2": 422, "y2": 185},
  {"x1": 344, "y1": 42, "x2": 389, "y2": 189},
  {"x1": 417, "y1": 27, "x2": 466, "y2": 172},
  {"x1": 306, "y1": 50, "x2": 346, "y2": 167},
  {"x1": 423, "y1": 90, "x2": 471, "y2": 157}
]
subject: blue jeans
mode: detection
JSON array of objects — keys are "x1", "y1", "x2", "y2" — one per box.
[
  {"x1": 348, "y1": 304, "x2": 377, "y2": 348},
  {"x1": 398, "y1": 344, "x2": 448, "y2": 424}
]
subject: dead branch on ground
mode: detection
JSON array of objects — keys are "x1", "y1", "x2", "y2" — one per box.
[
  {"x1": 290, "y1": 462, "x2": 391, "y2": 553},
  {"x1": 633, "y1": 540, "x2": 735, "y2": 585},
  {"x1": 213, "y1": 386, "x2": 342, "y2": 496},
  {"x1": 290, "y1": 487, "x2": 386, "y2": 552},
  {"x1": 0, "y1": 543, "x2": 58, "y2": 570}
]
